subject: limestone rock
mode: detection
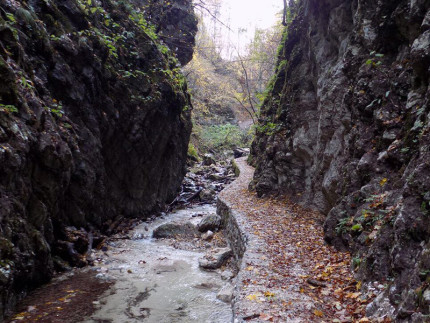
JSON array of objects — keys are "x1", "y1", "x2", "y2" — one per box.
[
  {"x1": 197, "y1": 214, "x2": 221, "y2": 232},
  {"x1": 221, "y1": 269, "x2": 235, "y2": 281},
  {"x1": 202, "y1": 154, "x2": 216, "y2": 166},
  {"x1": 233, "y1": 148, "x2": 249, "y2": 158},
  {"x1": 199, "y1": 248, "x2": 232, "y2": 270},
  {"x1": 152, "y1": 223, "x2": 198, "y2": 239},
  {"x1": 201, "y1": 230, "x2": 214, "y2": 241},
  {"x1": 217, "y1": 284, "x2": 234, "y2": 303},
  {"x1": 249, "y1": 0, "x2": 430, "y2": 318},
  {"x1": 0, "y1": 0, "x2": 198, "y2": 317},
  {"x1": 199, "y1": 189, "x2": 216, "y2": 202}
]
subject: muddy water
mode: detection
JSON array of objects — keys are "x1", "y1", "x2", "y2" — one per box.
[{"x1": 82, "y1": 204, "x2": 232, "y2": 323}]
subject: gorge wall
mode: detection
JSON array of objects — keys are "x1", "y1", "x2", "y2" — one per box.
[
  {"x1": 0, "y1": 0, "x2": 196, "y2": 318},
  {"x1": 250, "y1": 0, "x2": 430, "y2": 320}
]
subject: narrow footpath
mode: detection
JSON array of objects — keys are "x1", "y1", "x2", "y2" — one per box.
[{"x1": 220, "y1": 158, "x2": 378, "y2": 322}]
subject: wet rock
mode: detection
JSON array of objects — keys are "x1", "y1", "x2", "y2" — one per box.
[
  {"x1": 202, "y1": 154, "x2": 216, "y2": 166},
  {"x1": 198, "y1": 248, "x2": 232, "y2": 270},
  {"x1": 193, "y1": 282, "x2": 220, "y2": 290},
  {"x1": 154, "y1": 265, "x2": 177, "y2": 274},
  {"x1": 208, "y1": 173, "x2": 224, "y2": 181},
  {"x1": 152, "y1": 222, "x2": 198, "y2": 239},
  {"x1": 199, "y1": 189, "x2": 216, "y2": 202},
  {"x1": 233, "y1": 148, "x2": 249, "y2": 158},
  {"x1": 217, "y1": 284, "x2": 234, "y2": 303},
  {"x1": 422, "y1": 289, "x2": 430, "y2": 305},
  {"x1": 198, "y1": 214, "x2": 221, "y2": 232},
  {"x1": 132, "y1": 233, "x2": 144, "y2": 240},
  {"x1": 221, "y1": 269, "x2": 235, "y2": 281},
  {"x1": 201, "y1": 230, "x2": 214, "y2": 241}
]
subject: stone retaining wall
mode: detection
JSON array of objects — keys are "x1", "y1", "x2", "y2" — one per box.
[{"x1": 217, "y1": 162, "x2": 270, "y2": 322}]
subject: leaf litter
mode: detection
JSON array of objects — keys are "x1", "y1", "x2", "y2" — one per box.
[{"x1": 219, "y1": 158, "x2": 387, "y2": 322}]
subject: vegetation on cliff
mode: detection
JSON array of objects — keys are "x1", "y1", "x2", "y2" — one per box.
[{"x1": 0, "y1": 0, "x2": 197, "y2": 318}]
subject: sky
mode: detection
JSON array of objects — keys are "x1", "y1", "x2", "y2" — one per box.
[{"x1": 198, "y1": 0, "x2": 283, "y2": 58}]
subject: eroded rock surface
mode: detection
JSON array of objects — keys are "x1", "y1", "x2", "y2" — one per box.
[
  {"x1": 198, "y1": 248, "x2": 232, "y2": 270},
  {"x1": 197, "y1": 214, "x2": 221, "y2": 233},
  {"x1": 152, "y1": 222, "x2": 198, "y2": 239},
  {"x1": 0, "y1": 0, "x2": 197, "y2": 318},
  {"x1": 250, "y1": 0, "x2": 430, "y2": 319}
]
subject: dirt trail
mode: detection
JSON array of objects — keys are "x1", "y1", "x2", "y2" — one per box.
[{"x1": 221, "y1": 158, "x2": 379, "y2": 322}]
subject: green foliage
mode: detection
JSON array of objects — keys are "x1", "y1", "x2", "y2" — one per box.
[
  {"x1": 129, "y1": 12, "x2": 158, "y2": 41},
  {"x1": 351, "y1": 223, "x2": 363, "y2": 232},
  {"x1": 187, "y1": 143, "x2": 199, "y2": 160},
  {"x1": 365, "y1": 51, "x2": 384, "y2": 67},
  {"x1": 336, "y1": 216, "x2": 352, "y2": 234},
  {"x1": 199, "y1": 123, "x2": 250, "y2": 152},
  {"x1": 0, "y1": 104, "x2": 18, "y2": 114},
  {"x1": 5, "y1": 13, "x2": 16, "y2": 24},
  {"x1": 352, "y1": 256, "x2": 362, "y2": 269},
  {"x1": 44, "y1": 100, "x2": 64, "y2": 118},
  {"x1": 256, "y1": 122, "x2": 278, "y2": 136},
  {"x1": 421, "y1": 201, "x2": 429, "y2": 216}
]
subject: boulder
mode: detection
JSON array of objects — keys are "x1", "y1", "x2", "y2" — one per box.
[
  {"x1": 199, "y1": 189, "x2": 216, "y2": 202},
  {"x1": 233, "y1": 148, "x2": 250, "y2": 158},
  {"x1": 201, "y1": 230, "x2": 214, "y2": 241},
  {"x1": 198, "y1": 248, "x2": 232, "y2": 269},
  {"x1": 217, "y1": 284, "x2": 234, "y2": 303},
  {"x1": 221, "y1": 269, "x2": 235, "y2": 281},
  {"x1": 198, "y1": 214, "x2": 221, "y2": 232},
  {"x1": 152, "y1": 222, "x2": 198, "y2": 239},
  {"x1": 202, "y1": 154, "x2": 216, "y2": 166}
]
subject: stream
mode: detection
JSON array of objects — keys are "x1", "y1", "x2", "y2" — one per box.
[
  {"x1": 8, "y1": 203, "x2": 234, "y2": 323},
  {"x1": 6, "y1": 160, "x2": 239, "y2": 323},
  {"x1": 83, "y1": 204, "x2": 233, "y2": 323}
]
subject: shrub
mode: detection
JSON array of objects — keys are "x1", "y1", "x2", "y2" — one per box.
[{"x1": 200, "y1": 123, "x2": 250, "y2": 152}]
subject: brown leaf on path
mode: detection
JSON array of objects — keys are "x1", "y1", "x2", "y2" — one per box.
[
  {"x1": 259, "y1": 313, "x2": 274, "y2": 321},
  {"x1": 313, "y1": 309, "x2": 324, "y2": 317}
]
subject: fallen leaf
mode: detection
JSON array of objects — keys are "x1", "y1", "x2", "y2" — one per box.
[
  {"x1": 313, "y1": 309, "x2": 323, "y2": 317},
  {"x1": 264, "y1": 291, "x2": 275, "y2": 298},
  {"x1": 260, "y1": 313, "x2": 273, "y2": 321},
  {"x1": 246, "y1": 294, "x2": 258, "y2": 301}
]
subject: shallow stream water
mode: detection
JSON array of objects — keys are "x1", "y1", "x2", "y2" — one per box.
[{"x1": 82, "y1": 204, "x2": 233, "y2": 323}]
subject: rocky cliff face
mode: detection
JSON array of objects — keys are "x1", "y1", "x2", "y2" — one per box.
[
  {"x1": 0, "y1": 0, "x2": 196, "y2": 318},
  {"x1": 250, "y1": 0, "x2": 430, "y2": 320}
]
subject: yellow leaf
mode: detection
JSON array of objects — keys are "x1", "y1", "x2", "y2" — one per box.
[
  {"x1": 260, "y1": 313, "x2": 273, "y2": 321},
  {"x1": 379, "y1": 178, "x2": 388, "y2": 186},
  {"x1": 313, "y1": 309, "x2": 324, "y2": 317},
  {"x1": 346, "y1": 292, "x2": 361, "y2": 299},
  {"x1": 246, "y1": 266, "x2": 254, "y2": 271},
  {"x1": 298, "y1": 274, "x2": 309, "y2": 279},
  {"x1": 356, "y1": 281, "x2": 362, "y2": 290},
  {"x1": 264, "y1": 291, "x2": 275, "y2": 298},
  {"x1": 246, "y1": 294, "x2": 258, "y2": 301}
]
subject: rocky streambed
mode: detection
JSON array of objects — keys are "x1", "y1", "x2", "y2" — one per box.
[{"x1": 6, "y1": 158, "x2": 240, "y2": 323}]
